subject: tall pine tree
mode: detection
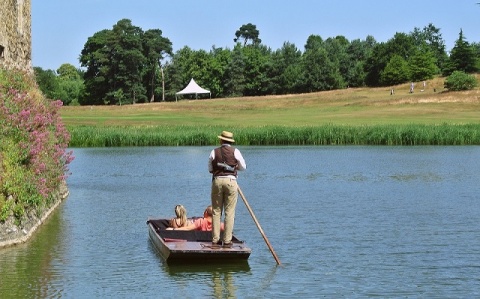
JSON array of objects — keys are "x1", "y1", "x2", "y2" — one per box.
[{"x1": 444, "y1": 29, "x2": 477, "y2": 75}]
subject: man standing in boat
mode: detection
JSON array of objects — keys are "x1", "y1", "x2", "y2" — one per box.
[{"x1": 208, "y1": 131, "x2": 247, "y2": 248}]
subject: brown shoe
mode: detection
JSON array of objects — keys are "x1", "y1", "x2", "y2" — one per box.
[
  {"x1": 222, "y1": 242, "x2": 233, "y2": 248},
  {"x1": 211, "y1": 241, "x2": 221, "y2": 249}
]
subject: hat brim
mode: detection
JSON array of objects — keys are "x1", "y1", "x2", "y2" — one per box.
[{"x1": 218, "y1": 135, "x2": 235, "y2": 143}]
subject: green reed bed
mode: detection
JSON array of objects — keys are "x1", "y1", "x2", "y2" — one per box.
[
  {"x1": 68, "y1": 125, "x2": 213, "y2": 147},
  {"x1": 67, "y1": 124, "x2": 480, "y2": 147}
]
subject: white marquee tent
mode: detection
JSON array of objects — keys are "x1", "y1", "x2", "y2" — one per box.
[{"x1": 175, "y1": 78, "x2": 211, "y2": 101}]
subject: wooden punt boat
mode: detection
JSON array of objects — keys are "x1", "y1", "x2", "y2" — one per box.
[{"x1": 147, "y1": 218, "x2": 251, "y2": 263}]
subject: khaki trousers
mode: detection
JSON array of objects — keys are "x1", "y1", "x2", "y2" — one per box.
[{"x1": 211, "y1": 177, "x2": 238, "y2": 244}]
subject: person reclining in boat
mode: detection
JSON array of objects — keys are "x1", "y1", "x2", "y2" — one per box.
[
  {"x1": 169, "y1": 204, "x2": 191, "y2": 229},
  {"x1": 169, "y1": 205, "x2": 224, "y2": 231}
]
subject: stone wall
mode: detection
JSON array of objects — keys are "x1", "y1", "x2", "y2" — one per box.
[
  {"x1": 0, "y1": 0, "x2": 65, "y2": 249},
  {"x1": 0, "y1": 181, "x2": 69, "y2": 248},
  {"x1": 0, "y1": 0, "x2": 32, "y2": 72}
]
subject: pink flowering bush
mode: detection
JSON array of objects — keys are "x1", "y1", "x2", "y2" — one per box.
[{"x1": 0, "y1": 70, "x2": 74, "y2": 222}]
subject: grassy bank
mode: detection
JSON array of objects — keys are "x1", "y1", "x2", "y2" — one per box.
[{"x1": 62, "y1": 78, "x2": 480, "y2": 146}]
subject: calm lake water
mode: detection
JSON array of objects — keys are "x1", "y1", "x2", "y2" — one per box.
[{"x1": 1, "y1": 146, "x2": 480, "y2": 298}]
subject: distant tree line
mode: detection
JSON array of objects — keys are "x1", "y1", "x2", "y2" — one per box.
[
  {"x1": 34, "y1": 20, "x2": 480, "y2": 105},
  {"x1": 34, "y1": 63, "x2": 84, "y2": 105}
]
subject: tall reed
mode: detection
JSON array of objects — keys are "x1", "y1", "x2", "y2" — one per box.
[{"x1": 68, "y1": 124, "x2": 480, "y2": 147}]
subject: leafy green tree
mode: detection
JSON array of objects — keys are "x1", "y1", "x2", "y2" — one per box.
[
  {"x1": 380, "y1": 55, "x2": 410, "y2": 86},
  {"x1": 34, "y1": 65, "x2": 84, "y2": 105},
  {"x1": 188, "y1": 50, "x2": 211, "y2": 82},
  {"x1": 302, "y1": 35, "x2": 343, "y2": 91},
  {"x1": 164, "y1": 46, "x2": 195, "y2": 97},
  {"x1": 444, "y1": 29, "x2": 478, "y2": 75},
  {"x1": 304, "y1": 34, "x2": 324, "y2": 51},
  {"x1": 365, "y1": 42, "x2": 389, "y2": 86},
  {"x1": 208, "y1": 46, "x2": 232, "y2": 97},
  {"x1": 161, "y1": 60, "x2": 177, "y2": 101},
  {"x1": 324, "y1": 36, "x2": 347, "y2": 89},
  {"x1": 164, "y1": 46, "x2": 207, "y2": 100},
  {"x1": 164, "y1": 46, "x2": 220, "y2": 100},
  {"x1": 410, "y1": 23, "x2": 448, "y2": 73},
  {"x1": 234, "y1": 23, "x2": 261, "y2": 46},
  {"x1": 224, "y1": 44, "x2": 246, "y2": 97},
  {"x1": 181, "y1": 49, "x2": 214, "y2": 99},
  {"x1": 241, "y1": 44, "x2": 272, "y2": 96},
  {"x1": 57, "y1": 63, "x2": 81, "y2": 80},
  {"x1": 57, "y1": 79, "x2": 84, "y2": 106},
  {"x1": 142, "y1": 29, "x2": 172, "y2": 102},
  {"x1": 408, "y1": 45, "x2": 438, "y2": 82},
  {"x1": 80, "y1": 19, "x2": 170, "y2": 105},
  {"x1": 303, "y1": 41, "x2": 329, "y2": 92},
  {"x1": 79, "y1": 29, "x2": 112, "y2": 105},
  {"x1": 472, "y1": 42, "x2": 480, "y2": 71},
  {"x1": 386, "y1": 32, "x2": 417, "y2": 61},
  {"x1": 108, "y1": 88, "x2": 126, "y2": 105},
  {"x1": 345, "y1": 36, "x2": 375, "y2": 87},
  {"x1": 366, "y1": 33, "x2": 416, "y2": 86},
  {"x1": 33, "y1": 67, "x2": 60, "y2": 99},
  {"x1": 269, "y1": 42, "x2": 304, "y2": 94},
  {"x1": 110, "y1": 19, "x2": 146, "y2": 104},
  {"x1": 55, "y1": 63, "x2": 84, "y2": 105}
]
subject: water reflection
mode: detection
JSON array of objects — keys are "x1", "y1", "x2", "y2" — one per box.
[
  {"x1": 0, "y1": 204, "x2": 65, "y2": 299},
  {"x1": 211, "y1": 270, "x2": 236, "y2": 298},
  {"x1": 148, "y1": 238, "x2": 251, "y2": 298},
  {"x1": 164, "y1": 261, "x2": 251, "y2": 275}
]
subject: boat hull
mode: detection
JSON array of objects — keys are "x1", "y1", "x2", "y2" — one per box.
[{"x1": 147, "y1": 218, "x2": 251, "y2": 263}]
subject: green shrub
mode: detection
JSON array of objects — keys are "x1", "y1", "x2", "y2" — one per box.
[
  {"x1": 0, "y1": 69, "x2": 73, "y2": 222},
  {"x1": 444, "y1": 71, "x2": 478, "y2": 91}
]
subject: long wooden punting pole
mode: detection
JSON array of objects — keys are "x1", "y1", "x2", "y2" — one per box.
[{"x1": 237, "y1": 185, "x2": 282, "y2": 265}]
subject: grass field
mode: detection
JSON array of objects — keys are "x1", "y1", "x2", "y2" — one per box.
[{"x1": 60, "y1": 77, "x2": 480, "y2": 146}]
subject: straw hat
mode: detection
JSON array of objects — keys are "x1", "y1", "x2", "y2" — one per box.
[{"x1": 218, "y1": 131, "x2": 235, "y2": 143}]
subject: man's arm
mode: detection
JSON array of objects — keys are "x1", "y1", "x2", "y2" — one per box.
[
  {"x1": 208, "y1": 149, "x2": 215, "y2": 173},
  {"x1": 235, "y1": 149, "x2": 246, "y2": 171}
]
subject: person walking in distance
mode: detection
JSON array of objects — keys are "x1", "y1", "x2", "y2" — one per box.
[{"x1": 208, "y1": 131, "x2": 247, "y2": 248}]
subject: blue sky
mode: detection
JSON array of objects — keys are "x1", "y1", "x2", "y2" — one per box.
[{"x1": 32, "y1": 0, "x2": 480, "y2": 70}]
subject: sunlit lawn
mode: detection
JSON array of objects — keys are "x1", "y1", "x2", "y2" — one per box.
[{"x1": 60, "y1": 77, "x2": 480, "y2": 127}]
